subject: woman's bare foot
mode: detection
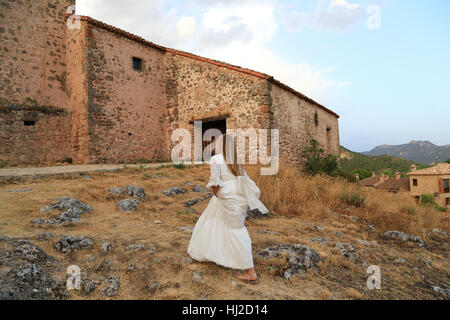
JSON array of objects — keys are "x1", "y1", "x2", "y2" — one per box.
[{"x1": 235, "y1": 268, "x2": 257, "y2": 281}]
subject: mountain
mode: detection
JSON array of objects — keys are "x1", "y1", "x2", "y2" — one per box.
[
  {"x1": 362, "y1": 141, "x2": 450, "y2": 164},
  {"x1": 339, "y1": 146, "x2": 418, "y2": 180}
]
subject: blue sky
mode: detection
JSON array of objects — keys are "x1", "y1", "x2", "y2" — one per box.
[{"x1": 77, "y1": 0, "x2": 450, "y2": 152}]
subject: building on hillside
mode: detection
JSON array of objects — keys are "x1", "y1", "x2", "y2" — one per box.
[
  {"x1": 358, "y1": 173, "x2": 387, "y2": 188},
  {"x1": 376, "y1": 172, "x2": 410, "y2": 193},
  {"x1": 408, "y1": 163, "x2": 450, "y2": 208},
  {"x1": 0, "y1": 0, "x2": 340, "y2": 166}
]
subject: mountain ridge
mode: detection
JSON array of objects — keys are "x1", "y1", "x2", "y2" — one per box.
[{"x1": 362, "y1": 141, "x2": 450, "y2": 164}]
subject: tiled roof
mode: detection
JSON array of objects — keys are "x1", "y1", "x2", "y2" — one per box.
[
  {"x1": 72, "y1": 15, "x2": 340, "y2": 119},
  {"x1": 359, "y1": 175, "x2": 382, "y2": 186},
  {"x1": 376, "y1": 177, "x2": 410, "y2": 191},
  {"x1": 408, "y1": 163, "x2": 450, "y2": 175}
]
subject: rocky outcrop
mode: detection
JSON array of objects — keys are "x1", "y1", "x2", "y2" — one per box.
[
  {"x1": 162, "y1": 187, "x2": 187, "y2": 196},
  {"x1": 109, "y1": 186, "x2": 146, "y2": 200},
  {"x1": 32, "y1": 197, "x2": 93, "y2": 225},
  {"x1": 383, "y1": 231, "x2": 427, "y2": 247},
  {"x1": 54, "y1": 236, "x2": 94, "y2": 253},
  {"x1": 117, "y1": 199, "x2": 140, "y2": 212},
  {"x1": 257, "y1": 244, "x2": 322, "y2": 280}
]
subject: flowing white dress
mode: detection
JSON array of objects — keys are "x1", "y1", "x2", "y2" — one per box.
[{"x1": 187, "y1": 153, "x2": 269, "y2": 270}]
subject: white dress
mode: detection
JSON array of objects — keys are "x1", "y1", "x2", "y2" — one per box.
[{"x1": 187, "y1": 153, "x2": 269, "y2": 270}]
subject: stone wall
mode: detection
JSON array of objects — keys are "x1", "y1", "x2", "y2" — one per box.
[
  {"x1": 165, "y1": 51, "x2": 272, "y2": 159},
  {"x1": 0, "y1": 104, "x2": 71, "y2": 165},
  {"x1": 270, "y1": 83, "x2": 340, "y2": 166},
  {"x1": 83, "y1": 22, "x2": 168, "y2": 164},
  {"x1": 0, "y1": 0, "x2": 74, "y2": 107}
]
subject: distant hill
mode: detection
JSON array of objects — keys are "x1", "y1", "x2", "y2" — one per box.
[
  {"x1": 339, "y1": 146, "x2": 419, "y2": 180},
  {"x1": 362, "y1": 140, "x2": 450, "y2": 164}
]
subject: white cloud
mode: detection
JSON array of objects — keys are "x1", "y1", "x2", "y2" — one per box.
[
  {"x1": 177, "y1": 17, "x2": 196, "y2": 38},
  {"x1": 75, "y1": 0, "x2": 350, "y2": 102},
  {"x1": 315, "y1": 0, "x2": 365, "y2": 31}
]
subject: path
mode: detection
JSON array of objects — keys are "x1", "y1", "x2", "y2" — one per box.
[{"x1": 0, "y1": 162, "x2": 177, "y2": 179}]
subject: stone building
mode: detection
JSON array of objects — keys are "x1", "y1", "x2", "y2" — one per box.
[
  {"x1": 0, "y1": 0, "x2": 340, "y2": 166},
  {"x1": 409, "y1": 163, "x2": 450, "y2": 208}
]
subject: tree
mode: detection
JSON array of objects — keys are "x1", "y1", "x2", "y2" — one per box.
[
  {"x1": 445, "y1": 158, "x2": 450, "y2": 164},
  {"x1": 302, "y1": 139, "x2": 338, "y2": 176}
]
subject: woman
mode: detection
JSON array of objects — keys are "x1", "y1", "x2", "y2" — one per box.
[{"x1": 187, "y1": 133, "x2": 269, "y2": 283}]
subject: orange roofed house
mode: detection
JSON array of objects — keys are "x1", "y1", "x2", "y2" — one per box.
[
  {"x1": 0, "y1": 0, "x2": 340, "y2": 166},
  {"x1": 358, "y1": 172, "x2": 410, "y2": 193},
  {"x1": 409, "y1": 163, "x2": 450, "y2": 209}
]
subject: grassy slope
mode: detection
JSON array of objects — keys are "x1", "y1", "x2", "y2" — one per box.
[
  {"x1": 339, "y1": 146, "x2": 424, "y2": 177},
  {"x1": 0, "y1": 163, "x2": 448, "y2": 300}
]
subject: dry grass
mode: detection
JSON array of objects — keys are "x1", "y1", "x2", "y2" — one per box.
[{"x1": 0, "y1": 161, "x2": 448, "y2": 300}]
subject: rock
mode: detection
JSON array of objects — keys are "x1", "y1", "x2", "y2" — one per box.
[
  {"x1": 181, "y1": 257, "x2": 192, "y2": 264},
  {"x1": 179, "y1": 226, "x2": 194, "y2": 233},
  {"x1": 257, "y1": 244, "x2": 322, "y2": 280},
  {"x1": 192, "y1": 185, "x2": 209, "y2": 193},
  {"x1": 147, "y1": 249, "x2": 156, "y2": 255},
  {"x1": 101, "y1": 242, "x2": 112, "y2": 252},
  {"x1": 246, "y1": 208, "x2": 266, "y2": 219},
  {"x1": 356, "y1": 239, "x2": 377, "y2": 247},
  {"x1": 0, "y1": 240, "x2": 55, "y2": 265},
  {"x1": 82, "y1": 280, "x2": 97, "y2": 295},
  {"x1": 54, "y1": 236, "x2": 94, "y2": 253},
  {"x1": 367, "y1": 225, "x2": 376, "y2": 232},
  {"x1": 420, "y1": 257, "x2": 431, "y2": 265},
  {"x1": 95, "y1": 259, "x2": 113, "y2": 272},
  {"x1": 102, "y1": 275, "x2": 120, "y2": 297},
  {"x1": 148, "y1": 281, "x2": 159, "y2": 293},
  {"x1": 4, "y1": 188, "x2": 32, "y2": 193},
  {"x1": 117, "y1": 199, "x2": 140, "y2": 212},
  {"x1": 428, "y1": 228, "x2": 448, "y2": 241},
  {"x1": 393, "y1": 257, "x2": 406, "y2": 264},
  {"x1": 110, "y1": 186, "x2": 146, "y2": 199},
  {"x1": 43, "y1": 196, "x2": 93, "y2": 213},
  {"x1": 310, "y1": 237, "x2": 332, "y2": 245},
  {"x1": 383, "y1": 231, "x2": 427, "y2": 247},
  {"x1": 153, "y1": 220, "x2": 162, "y2": 224},
  {"x1": 334, "y1": 242, "x2": 357, "y2": 261},
  {"x1": 193, "y1": 270, "x2": 203, "y2": 282},
  {"x1": 127, "y1": 263, "x2": 136, "y2": 272},
  {"x1": 37, "y1": 232, "x2": 54, "y2": 240},
  {"x1": 432, "y1": 286, "x2": 450, "y2": 295},
  {"x1": 34, "y1": 197, "x2": 92, "y2": 225},
  {"x1": 162, "y1": 187, "x2": 187, "y2": 196},
  {"x1": 126, "y1": 244, "x2": 145, "y2": 252},
  {"x1": 315, "y1": 226, "x2": 324, "y2": 232}
]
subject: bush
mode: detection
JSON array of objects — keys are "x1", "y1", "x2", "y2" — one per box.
[
  {"x1": 340, "y1": 190, "x2": 366, "y2": 208},
  {"x1": 445, "y1": 158, "x2": 450, "y2": 164},
  {"x1": 172, "y1": 163, "x2": 186, "y2": 170},
  {"x1": 419, "y1": 194, "x2": 447, "y2": 212},
  {"x1": 302, "y1": 139, "x2": 338, "y2": 176}
]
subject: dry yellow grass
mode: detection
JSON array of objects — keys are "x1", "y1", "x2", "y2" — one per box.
[{"x1": 0, "y1": 161, "x2": 448, "y2": 300}]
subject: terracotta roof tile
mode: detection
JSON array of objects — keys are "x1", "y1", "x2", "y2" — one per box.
[
  {"x1": 70, "y1": 15, "x2": 339, "y2": 119},
  {"x1": 408, "y1": 163, "x2": 450, "y2": 175},
  {"x1": 376, "y1": 178, "x2": 410, "y2": 191},
  {"x1": 359, "y1": 175, "x2": 382, "y2": 186}
]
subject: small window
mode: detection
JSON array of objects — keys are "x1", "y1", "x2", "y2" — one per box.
[
  {"x1": 444, "y1": 179, "x2": 449, "y2": 193},
  {"x1": 132, "y1": 57, "x2": 142, "y2": 71},
  {"x1": 24, "y1": 120, "x2": 36, "y2": 126},
  {"x1": 314, "y1": 111, "x2": 319, "y2": 126},
  {"x1": 415, "y1": 196, "x2": 420, "y2": 203},
  {"x1": 446, "y1": 197, "x2": 450, "y2": 206},
  {"x1": 413, "y1": 179, "x2": 418, "y2": 186}
]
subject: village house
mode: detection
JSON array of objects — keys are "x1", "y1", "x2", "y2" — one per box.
[
  {"x1": 408, "y1": 163, "x2": 450, "y2": 208},
  {"x1": 0, "y1": 0, "x2": 340, "y2": 166},
  {"x1": 357, "y1": 172, "x2": 410, "y2": 193}
]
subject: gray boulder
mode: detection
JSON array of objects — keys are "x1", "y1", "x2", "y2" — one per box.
[
  {"x1": 334, "y1": 242, "x2": 357, "y2": 261},
  {"x1": 257, "y1": 244, "x2": 322, "y2": 280},
  {"x1": 117, "y1": 199, "x2": 140, "y2": 212},
  {"x1": 54, "y1": 236, "x2": 94, "y2": 253},
  {"x1": 34, "y1": 197, "x2": 92, "y2": 225},
  {"x1": 102, "y1": 275, "x2": 120, "y2": 297},
  {"x1": 161, "y1": 187, "x2": 187, "y2": 196},
  {"x1": 383, "y1": 230, "x2": 427, "y2": 247},
  {"x1": 110, "y1": 186, "x2": 146, "y2": 199}
]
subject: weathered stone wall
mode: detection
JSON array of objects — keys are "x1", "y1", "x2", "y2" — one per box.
[
  {"x1": 270, "y1": 84, "x2": 340, "y2": 166},
  {"x1": 66, "y1": 20, "x2": 89, "y2": 164},
  {"x1": 0, "y1": 0, "x2": 74, "y2": 165},
  {"x1": 0, "y1": 0, "x2": 74, "y2": 107},
  {"x1": 165, "y1": 52, "x2": 272, "y2": 159},
  {"x1": 84, "y1": 23, "x2": 168, "y2": 164},
  {"x1": 0, "y1": 105, "x2": 71, "y2": 165}
]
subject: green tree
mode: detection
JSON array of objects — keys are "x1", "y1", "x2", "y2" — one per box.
[
  {"x1": 302, "y1": 139, "x2": 338, "y2": 176},
  {"x1": 445, "y1": 158, "x2": 450, "y2": 164}
]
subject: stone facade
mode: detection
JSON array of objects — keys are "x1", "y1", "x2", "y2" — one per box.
[
  {"x1": 0, "y1": 0, "x2": 340, "y2": 166},
  {"x1": 409, "y1": 164, "x2": 450, "y2": 208}
]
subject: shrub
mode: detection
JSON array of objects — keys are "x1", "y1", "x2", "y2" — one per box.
[
  {"x1": 0, "y1": 161, "x2": 7, "y2": 168},
  {"x1": 172, "y1": 163, "x2": 186, "y2": 170},
  {"x1": 340, "y1": 190, "x2": 366, "y2": 208},
  {"x1": 302, "y1": 139, "x2": 338, "y2": 176},
  {"x1": 419, "y1": 194, "x2": 435, "y2": 206},
  {"x1": 445, "y1": 158, "x2": 450, "y2": 164}
]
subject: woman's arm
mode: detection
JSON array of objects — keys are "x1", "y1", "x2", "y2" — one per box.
[
  {"x1": 211, "y1": 185, "x2": 219, "y2": 197},
  {"x1": 206, "y1": 156, "x2": 223, "y2": 197}
]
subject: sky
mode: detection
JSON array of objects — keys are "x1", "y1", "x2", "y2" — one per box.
[{"x1": 76, "y1": 0, "x2": 450, "y2": 152}]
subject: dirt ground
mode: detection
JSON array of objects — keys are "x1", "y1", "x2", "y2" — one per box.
[{"x1": 0, "y1": 164, "x2": 448, "y2": 300}]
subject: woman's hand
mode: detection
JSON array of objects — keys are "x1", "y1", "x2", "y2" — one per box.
[{"x1": 211, "y1": 186, "x2": 220, "y2": 197}]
